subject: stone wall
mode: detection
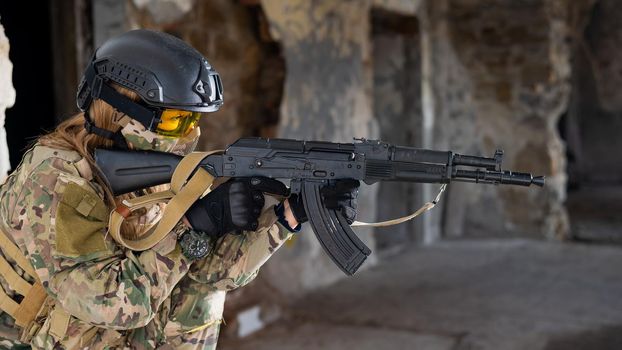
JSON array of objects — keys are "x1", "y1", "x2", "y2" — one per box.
[
  {"x1": 419, "y1": 0, "x2": 478, "y2": 241},
  {"x1": 419, "y1": 0, "x2": 577, "y2": 240},
  {"x1": 259, "y1": 0, "x2": 379, "y2": 296},
  {"x1": 584, "y1": 0, "x2": 622, "y2": 112},
  {"x1": 120, "y1": 0, "x2": 579, "y2": 292},
  {"x1": 0, "y1": 21, "x2": 15, "y2": 182},
  {"x1": 371, "y1": 9, "x2": 425, "y2": 249},
  {"x1": 564, "y1": 0, "x2": 622, "y2": 185}
]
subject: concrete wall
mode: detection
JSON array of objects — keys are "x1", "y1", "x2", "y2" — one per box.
[{"x1": 0, "y1": 21, "x2": 15, "y2": 182}]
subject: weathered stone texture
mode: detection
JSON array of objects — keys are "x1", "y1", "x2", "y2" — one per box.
[
  {"x1": 94, "y1": 0, "x2": 128, "y2": 48},
  {"x1": 132, "y1": 0, "x2": 195, "y2": 25},
  {"x1": 584, "y1": 0, "x2": 622, "y2": 112},
  {"x1": 372, "y1": 0, "x2": 421, "y2": 16},
  {"x1": 421, "y1": 0, "x2": 574, "y2": 239},
  {"x1": 260, "y1": 0, "x2": 379, "y2": 295},
  {"x1": 564, "y1": 0, "x2": 622, "y2": 184},
  {"x1": 372, "y1": 10, "x2": 425, "y2": 248},
  {"x1": 0, "y1": 22, "x2": 15, "y2": 182},
  {"x1": 419, "y1": 0, "x2": 479, "y2": 241},
  {"x1": 181, "y1": 1, "x2": 266, "y2": 151}
]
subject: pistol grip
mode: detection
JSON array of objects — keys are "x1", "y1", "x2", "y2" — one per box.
[{"x1": 300, "y1": 180, "x2": 371, "y2": 275}]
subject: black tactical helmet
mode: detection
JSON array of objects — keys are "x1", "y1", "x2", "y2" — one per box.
[{"x1": 77, "y1": 29, "x2": 223, "y2": 139}]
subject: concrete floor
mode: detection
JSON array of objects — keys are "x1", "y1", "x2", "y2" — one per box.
[{"x1": 220, "y1": 239, "x2": 622, "y2": 350}]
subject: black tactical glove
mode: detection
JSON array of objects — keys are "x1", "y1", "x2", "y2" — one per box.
[
  {"x1": 288, "y1": 179, "x2": 360, "y2": 225},
  {"x1": 185, "y1": 177, "x2": 288, "y2": 237}
]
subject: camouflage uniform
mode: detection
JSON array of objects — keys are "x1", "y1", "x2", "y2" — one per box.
[{"x1": 0, "y1": 143, "x2": 292, "y2": 349}]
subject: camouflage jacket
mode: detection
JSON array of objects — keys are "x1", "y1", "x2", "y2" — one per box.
[{"x1": 0, "y1": 145, "x2": 292, "y2": 349}]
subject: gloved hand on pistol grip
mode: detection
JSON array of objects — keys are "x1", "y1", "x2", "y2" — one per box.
[
  {"x1": 288, "y1": 179, "x2": 360, "y2": 225},
  {"x1": 185, "y1": 177, "x2": 289, "y2": 237}
]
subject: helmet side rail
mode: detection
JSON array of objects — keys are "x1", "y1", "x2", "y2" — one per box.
[{"x1": 95, "y1": 137, "x2": 545, "y2": 275}]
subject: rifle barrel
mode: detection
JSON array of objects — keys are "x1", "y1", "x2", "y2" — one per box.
[{"x1": 454, "y1": 169, "x2": 545, "y2": 187}]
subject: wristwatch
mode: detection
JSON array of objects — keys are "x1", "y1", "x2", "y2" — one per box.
[{"x1": 178, "y1": 228, "x2": 213, "y2": 260}]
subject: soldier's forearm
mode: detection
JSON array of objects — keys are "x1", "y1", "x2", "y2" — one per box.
[{"x1": 187, "y1": 207, "x2": 292, "y2": 290}]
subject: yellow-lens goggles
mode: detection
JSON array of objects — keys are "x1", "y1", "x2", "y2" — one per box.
[{"x1": 156, "y1": 109, "x2": 202, "y2": 137}]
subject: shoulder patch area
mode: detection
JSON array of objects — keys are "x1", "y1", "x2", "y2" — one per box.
[
  {"x1": 55, "y1": 182, "x2": 110, "y2": 258},
  {"x1": 30, "y1": 146, "x2": 82, "y2": 168}
]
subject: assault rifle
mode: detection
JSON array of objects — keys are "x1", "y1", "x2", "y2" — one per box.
[{"x1": 95, "y1": 137, "x2": 544, "y2": 275}]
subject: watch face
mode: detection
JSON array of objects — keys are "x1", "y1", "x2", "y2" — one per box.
[{"x1": 179, "y1": 229, "x2": 212, "y2": 260}]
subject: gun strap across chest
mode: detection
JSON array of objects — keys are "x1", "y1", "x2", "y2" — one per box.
[
  {"x1": 0, "y1": 227, "x2": 48, "y2": 329},
  {"x1": 108, "y1": 151, "x2": 220, "y2": 251},
  {"x1": 351, "y1": 184, "x2": 447, "y2": 228}
]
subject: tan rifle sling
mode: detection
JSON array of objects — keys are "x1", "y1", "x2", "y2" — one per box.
[
  {"x1": 351, "y1": 184, "x2": 447, "y2": 228},
  {"x1": 108, "y1": 151, "x2": 220, "y2": 251}
]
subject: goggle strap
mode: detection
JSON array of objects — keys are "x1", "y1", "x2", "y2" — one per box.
[
  {"x1": 95, "y1": 80, "x2": 160, "y2": 131},
  {"x1": 85, "y1": 64, "x2": 161, "y2": 131},
  {"x1": 84, "y1": 112, "x2": 129, "y2": 150}
]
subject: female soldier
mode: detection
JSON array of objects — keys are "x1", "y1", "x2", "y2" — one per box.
[{"x1": 0, "y1": 29, "x2": 358, "y2": 349}]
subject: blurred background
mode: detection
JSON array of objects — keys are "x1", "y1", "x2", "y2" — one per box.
[{"x1": 1, "y1": 0, "x2": 621, "y2": 349}]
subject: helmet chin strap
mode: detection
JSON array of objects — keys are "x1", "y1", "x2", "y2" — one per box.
[{"x1": 84, "y1": 111, "x2": 129, "y2": 150}]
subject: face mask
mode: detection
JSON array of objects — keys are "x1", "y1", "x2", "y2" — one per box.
[{"x1": 120, "y1": 118, "x2": 200, "y2": 156}]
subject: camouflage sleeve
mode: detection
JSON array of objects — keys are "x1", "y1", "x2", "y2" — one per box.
[
  {"x1": 159, "y1": 207, "x2": 293, "y2": 347},
  {"x1": 9, "y1": 157, "x2": 191, "y2": 330},
  {"x1": 164, "y1": 322, "x2": 220, "y2": 350},
  {"x1": 187, "y1": 204, "x2": 293, "y2": 291},
  {"x1": 163, "y1": 278, "x2": 226, "y2": 347}
]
